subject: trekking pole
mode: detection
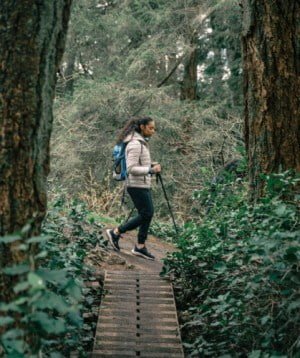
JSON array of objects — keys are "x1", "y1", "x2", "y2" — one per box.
[
  {"x1": 156, "y1": 173, "x2": 178, "y2": 234},
  {"x1": 125, "y1": 207, "x2": 135, "y2": 223},
  {"x1": 120, "y1": 185, "x2": 135, "y2": 223}
]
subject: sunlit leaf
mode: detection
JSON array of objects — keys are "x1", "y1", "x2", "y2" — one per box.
[
  {"x1": 35, "y1": 250, "x2": 48, "y2": 259},
  {"x1": 288, "y1": 301, "x2": 300, "y2": 312},
  {"x1": 213, "y1": 262, "x2": 227, "y2": 273},
  {"x1": 0, "y1": 235, "x2": 21, "y2": 244},
  {"x1": 36, "y1": 268, "x2": 68, "y2": 285},
  {"x1": 28, "y1": 272, "x2": 45, "y2": 289},
  {"x1": 0, "y1": 316, "x2": 14, "y2": 326},
  {"x1": 1, "y1": 338, "x2": 25, "y2": 355},
  {"x1": 67, "y1": 311, "x2": 83, "y2": 328},
  {"x1": 33, "y1": 291, "x2": 70, "y2": 314},
  {"x1": 274, "y1": 203, "x2": 287, "y2": 217},
  {"x1": 27, "y1": 235, "x2": 50, "y2": 244},
  {"x1": 3, "y1": 264, "x2": 30, "y2": 275},
  {"x1": 249, "y1": 350, "x2": 261, "y2": 358},
  {"x1": 261, "y1": 315, "x2": 270, "y2": 325},
  {"x1": 2, "y1": 329, "x2": 24, "y2": 340},
  {"x1": 49, "y1": 352, "x2": 65, "y2": 358},
  {"x1": 0, "y1": 302, "x2": 21, "y2": 312},
  {"x1": 65, "y1": 279, "x2": 82, "y2": 301},
  {"x1": 30, "y1": 311, "x2": 66, "y2": 334},
  {"x1": 14, "y1": 281, "x2": 30, "y2": 293}
]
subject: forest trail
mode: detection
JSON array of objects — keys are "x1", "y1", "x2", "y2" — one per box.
[
  {"x1": 98, "y1": 230, "x2": 175, "y2": 274},
  {"x1": 91, "y1": 230, "x2": 184, "y2": 357}
]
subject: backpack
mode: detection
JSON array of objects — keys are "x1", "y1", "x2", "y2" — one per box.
[{"x1": 112, "y1": 142, "x2": 127, "y2": 181}]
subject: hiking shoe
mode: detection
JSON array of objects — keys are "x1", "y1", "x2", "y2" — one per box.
[
  {"x1": 131, "y1": 245, "x2": 155, "y2": 260},
  {"x1": 105, "y1": 229, "x2": 120, "y2": 251}
]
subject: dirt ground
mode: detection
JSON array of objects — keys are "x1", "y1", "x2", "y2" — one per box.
[{"x1": 86, "y1": 229, "x2": 176, "y2": 275}]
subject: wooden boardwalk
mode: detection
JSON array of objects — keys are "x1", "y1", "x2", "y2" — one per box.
[{"x1": 92, "y1": 270, "x2": 184, "y2": 357}]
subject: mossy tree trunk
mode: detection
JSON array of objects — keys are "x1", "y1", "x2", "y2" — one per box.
[
  {"x1": 242, "y1": 0, "x2": 300, "y2": 199},
  {"x1": 0, "y1": 0, "x2": 72, "y2": 297}
]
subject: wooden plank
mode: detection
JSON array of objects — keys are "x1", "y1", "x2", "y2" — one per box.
[
  {"x1": 103, "y1": 295, "x2": 173, "y2": 302},
  {"x1": 92, "y1": 350, "x2": 136, "y2": 357},
  {"x1": 103, "y1": 291, "x2": 174, "y2": 297},
  {"x1": 99, "y1": 310, "x2": 177, "y2": 319},
  {"x1": 140, "y1": 354, "x2": 183, "y2": 358},
  {"x1": 96, "y1": 324, "x2": 180, "y2": 335},
  {"x1": 93, "y1": 271, "x2": 184, "y2": 357}
]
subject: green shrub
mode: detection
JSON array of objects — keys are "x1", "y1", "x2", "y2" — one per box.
[
  {"x1": 0, "y1": 197, "x2": 106, "y2": 357},
  {"x1": 163, "y1": 171, "x2": 300, "y2": 357},
  {"x1": 149, "y1": 220, "x2": 178, "y2": 242}
]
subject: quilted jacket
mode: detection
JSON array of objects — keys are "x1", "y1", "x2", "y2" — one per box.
[{"x1": 124, "y1": 131, "x2": 152, "y2": 188}]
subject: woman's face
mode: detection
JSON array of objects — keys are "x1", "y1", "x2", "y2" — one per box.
[{"x1": 141, "y1": 121, "x2": 156, "y2": 138}]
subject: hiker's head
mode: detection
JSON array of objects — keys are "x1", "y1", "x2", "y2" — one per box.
[
  {"x1": 136, "y1": 117, "x2": 155, "y2": 138},
  {"x1": 117, "y1": 116, "x2": 156, "y2": 142}
]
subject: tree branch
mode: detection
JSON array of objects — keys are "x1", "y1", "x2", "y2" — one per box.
[{"x1": 157, "y1": 56, "x2": 184, "y2": 88}]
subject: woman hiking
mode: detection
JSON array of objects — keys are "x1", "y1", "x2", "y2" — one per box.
[{"x1": 105, "y1": 116, "x2": 161, "y2": 260}]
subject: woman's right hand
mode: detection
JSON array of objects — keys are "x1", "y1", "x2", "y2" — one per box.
[{"x1": 151, "y1": 163, "x2": 161, "y2": 173}]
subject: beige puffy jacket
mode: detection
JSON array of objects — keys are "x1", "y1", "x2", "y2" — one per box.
[{"x1": 124, "y1": 131, "x2": 152, "y2": 188}]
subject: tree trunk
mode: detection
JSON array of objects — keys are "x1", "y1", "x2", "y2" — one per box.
[
  {"x1": 180, "y1": 34, "x2": 199, "y2": 100},
  {"x1": 61, "y1": 26, "x2": 77, "y2": 95},
  {"x1": 242, "y1": 0, "x2": 300, "y2": 198},
  {"x1": 64, "y1": 50, "x2": 76, "y2": 95},
  {"x1": 0, "y1": 0, "x2": 72, "y2": 295}
]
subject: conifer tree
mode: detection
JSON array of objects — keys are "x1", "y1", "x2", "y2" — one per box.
[
  {"x1": 0, "y1": 0, "x2": 72, "y2": 298},
  {"x1": 242, "y1": 0, "x2": 300, "y2": 198}
]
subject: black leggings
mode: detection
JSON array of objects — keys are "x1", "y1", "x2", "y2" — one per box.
[{"x1": 118, "y1": 187, "x2": 154, "y2": 244}]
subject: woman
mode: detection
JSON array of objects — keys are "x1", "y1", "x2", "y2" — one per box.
[{"x1": 105, "y1": 116, "x2": 161, "y2": 260}]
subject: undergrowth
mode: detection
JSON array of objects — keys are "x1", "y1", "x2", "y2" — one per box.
[
  {"x1": 0, "y1": 197, "x2": 106, "y2": 357},
  {"x1": 163, "y1": 171, "x2": 300, "y2": 357}
]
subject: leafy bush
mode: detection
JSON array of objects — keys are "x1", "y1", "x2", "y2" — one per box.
[
  {"x1": 163, "y1": 171, "x2": 300, "y2": 357},
  {"x1": 0, "y1": 197, "x2": 106, "y2": 357},
  {"x1": 149, "y1": 220, "x2": 178, "y2": 242}
]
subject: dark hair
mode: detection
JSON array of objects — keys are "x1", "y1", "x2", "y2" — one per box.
[{"x1": 116, "y1": 116, "x2": 154, "y2": 143}]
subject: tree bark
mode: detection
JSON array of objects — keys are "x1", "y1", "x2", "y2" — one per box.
[
  {"x1": 180, "y1": 47, "x2": 198, "y2": 100},
  {"x1": 0, "y1": 0, "x2": 72, "y2": 293},
  {"x1": 242, "y1": 0, "x2": 300, "y2": 198},
  {"x1": 180, "y1": 33, "x2": 199, "y2": 100},
  {"x1": 60, "y1": 26, "x2": 77, "y2": 95},
  {"x1": 64, "y1": 50, "x2": 76, "y2": 95}
]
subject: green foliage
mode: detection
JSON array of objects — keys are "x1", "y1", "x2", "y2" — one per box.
[
  {"x1": 149, "y1": 220, "x2": 178, "y2": 242},
  {"x1": 52, "y1": 80, "x2": 243, "y2": 221},
  {"x1": 52, "y1": 0, "x2": 244, "y2": 220},
  {"x1": 198, "y1": 0, "x2": 243, "y2": 109},
  {"x1": 0, "y1": 197, "x2": 106, "y2": 357},
  {"x1": 163, "y1": 171, "x2": 300, "y2": 357},
  {"x1": 0, "y1": 234, "x2": 83, "y2": 357}
]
